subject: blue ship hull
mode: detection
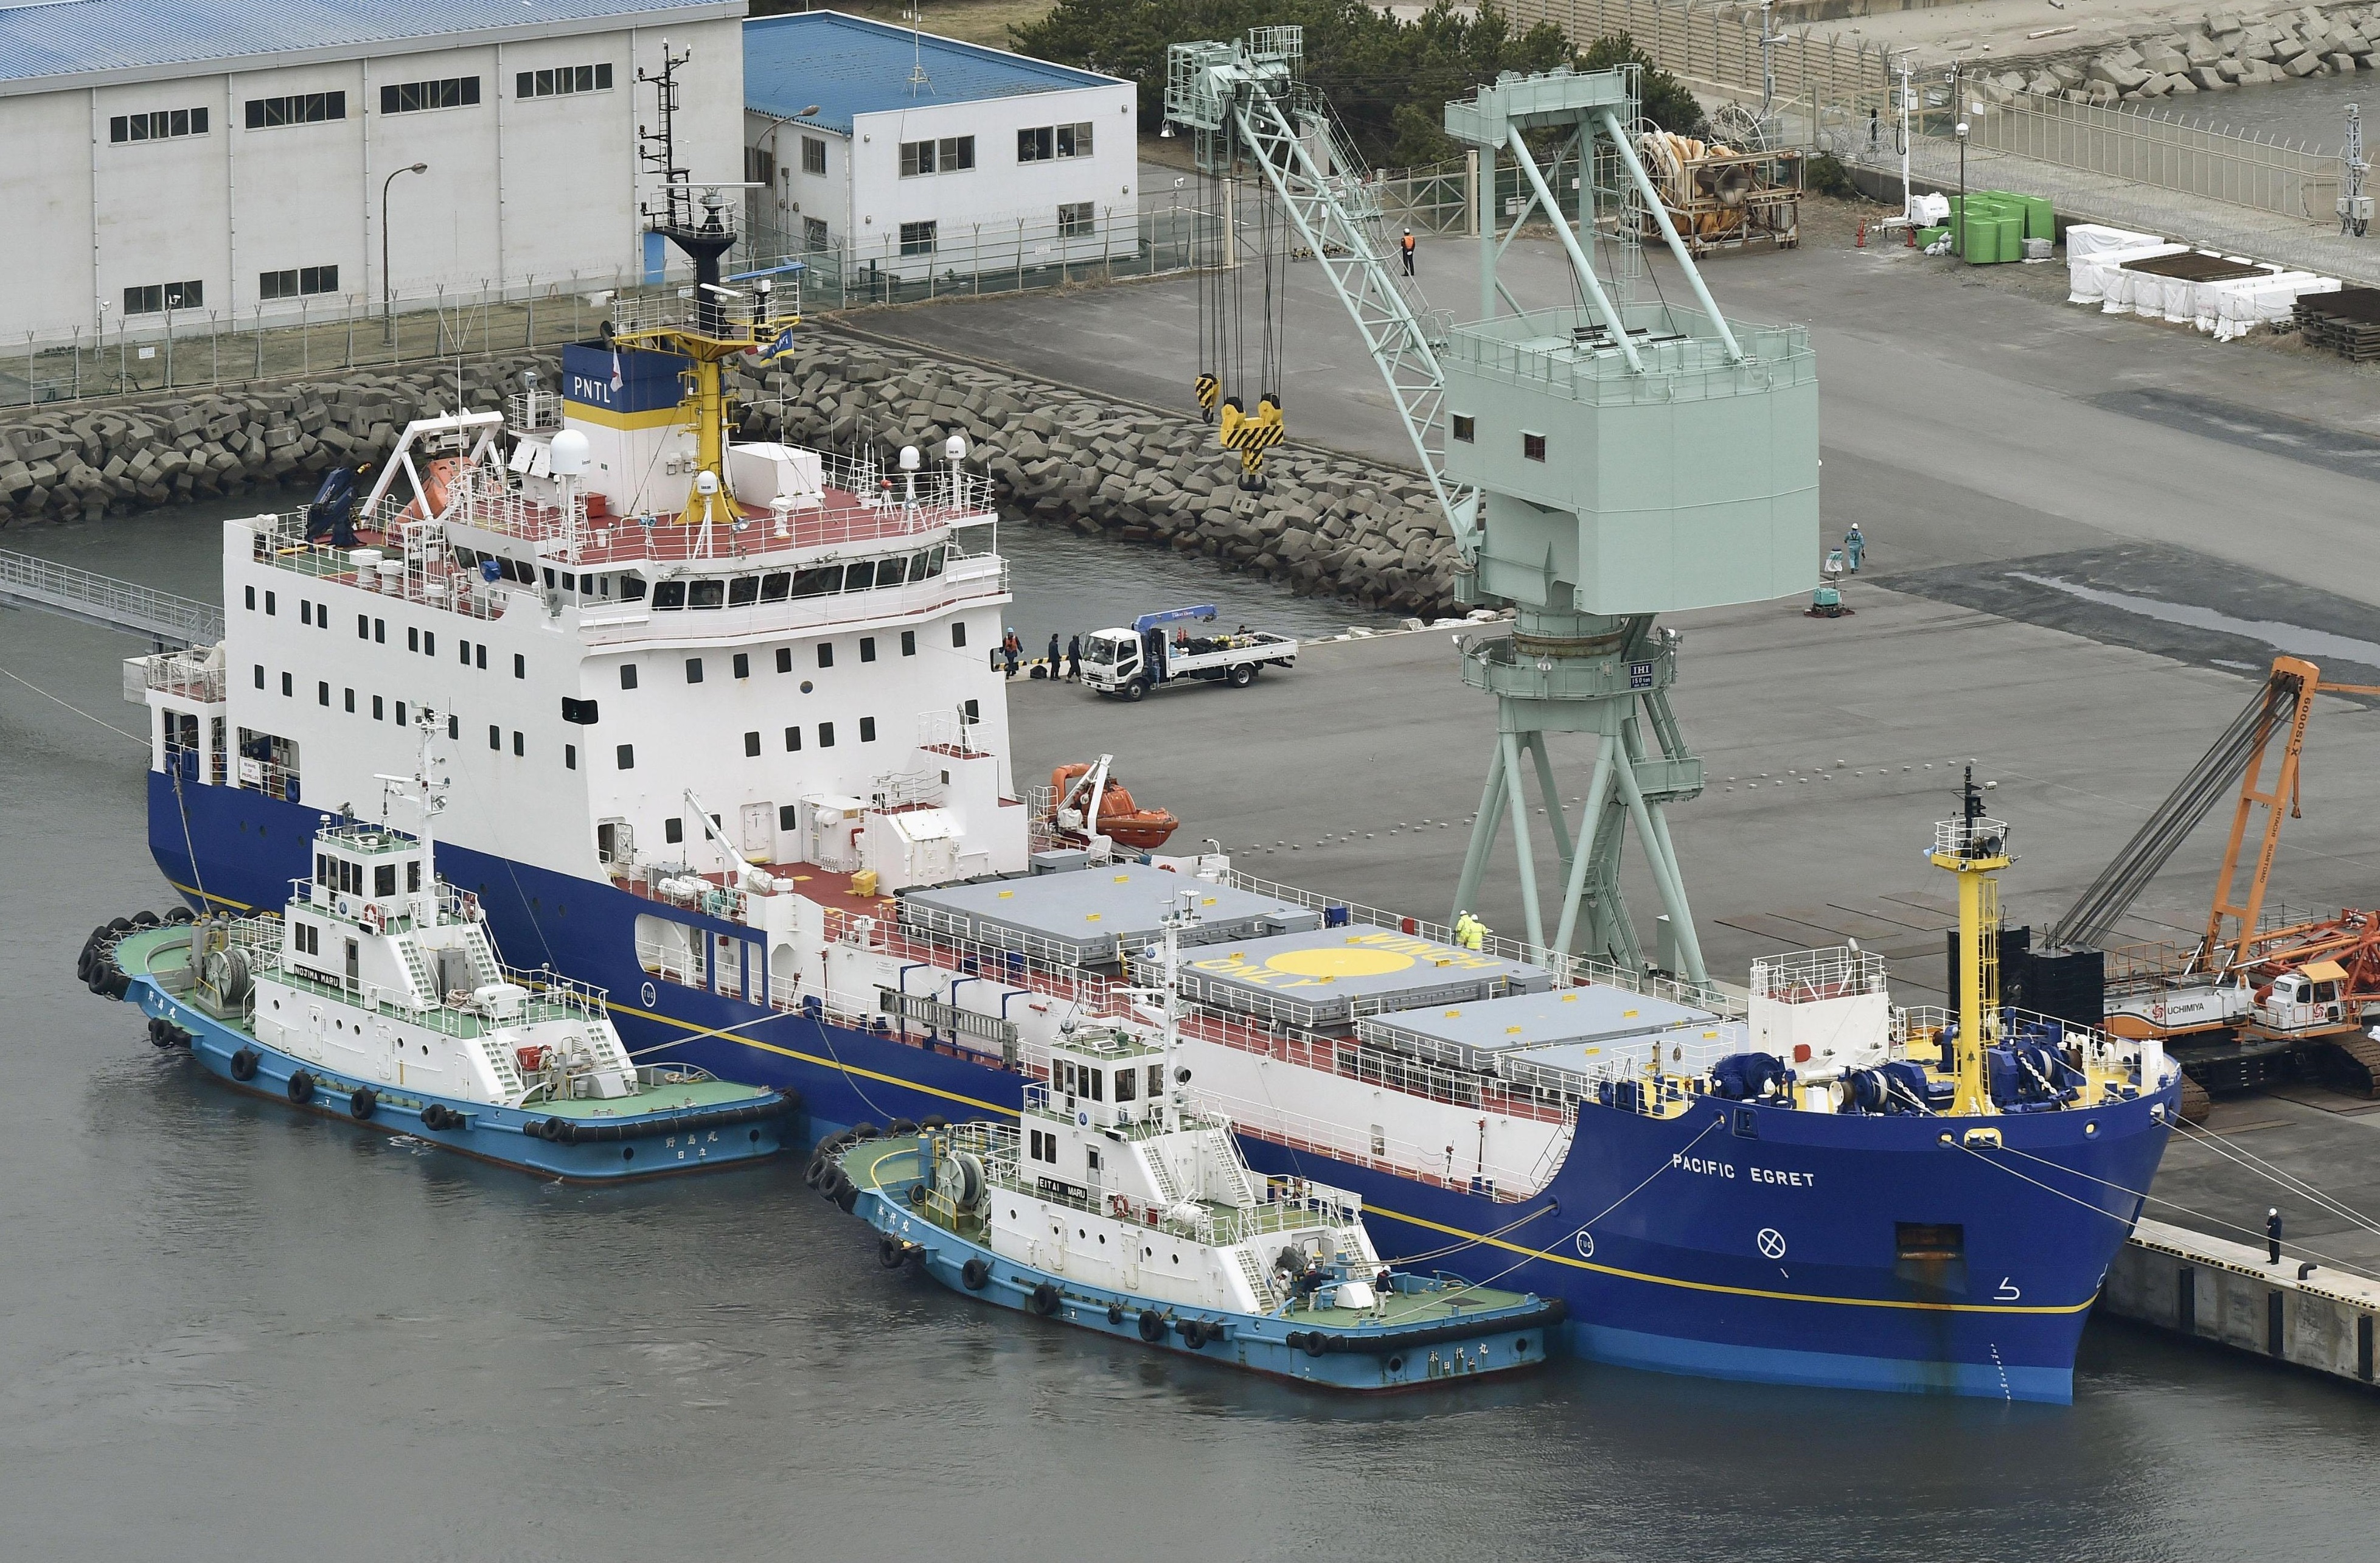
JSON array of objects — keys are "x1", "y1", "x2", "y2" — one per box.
[{"x1": 151, "y1": 774, "x2": 2179, "y2": 1401}]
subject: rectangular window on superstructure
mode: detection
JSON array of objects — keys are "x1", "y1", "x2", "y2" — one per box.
[
  {"x1": 394, "y1": 701, "x2": 406, "y2": 727},
  {"x1": 281, "y1": 672, "x2": 293, "y2": 697},
  {"x1": 243, "y1": 92, "x2": 343, "y2": 130},
  {"x1": 373, "y1": 695, "x2": 384, "y2": 720},
  {"x1": 318, "y1": 681, "x2": 329, "y2": 706},
  {"x1": 951, "y1": 622, "x2": 967, "y2": 649},
  {"x1": 299, "y1": 600, "x2": 310, "y2": 625},
  {"x1": 380, "y1": 77, "x2": 480, "y2": 115},
  {"x1": 664, "y1": 817, "x2": 683, "y2": 844},
  {"x1": 489, "y1": 725, "x2": 501, "y2": 750},
  {"x1": 684, "y1": 657, "x2": 703, "y2": 684},
  {"x1": 732, "y1": 652, "x2": 750, "y2": 679},
  {"x1": 858, "y1": 717, "x2": 876, "y2": 743},
  {"x1": 253, "y1": 664, "x2": 264, "y2": 689},
  {"x1": 423, "y1": 631, "x2": 434, "y2": 658},
  {"x1": 374, "y1": 619, "x2": 385, "y2": 643},
  {"x1": 901, "y1": 630, "x2": 916, "y2": 656},
  {"x1": 513, "y1": 654, "x2": 524, "y2": 679},
  {"x1": 512, "y1": 731, "x2": 523, "y2": 756},
  {"x1": 818, "y1": 722, "x2": 835, "y2": 748},
  {"x1": 616, "y1": 744, "x2": 634, "y2": 770},
  {"x1": 779, "y1": 804, "x2": 798, "y2": 830},
  {"x1": 264, "y1": 591, "x2": 276, "y2": 615},
  {"x1": 774, "y1": 648, "x2": 792, "y2": 675},
  {"x1": 407, "y1": 627, "x2": 419, "y2": 652},
  {"x1": 743, "y1": 731, "x2": 760, "y2": 757},
  {"x1": 447, "y1": 714, "x2": 458, "y2": 740},
  {"x1": 476, "y1": 645, "x2": 487, "y2": 670},
  {"x1": 245, "y1": 585, "x2": 255, "y2": 611},
  {"x1": 358, "y1": 614, "x2": 369, "y2": 638},
  {"x1": 515, "y1": 63, "x2": 611, "y2": 99},
  {"x1": 344, "y1": 688, "x2": 355, "y2": 712},
  {"x1": 565, "y1": 744, "x2": 576, "y2": 770},
  {"x1": 802, "y1": 135, "x2": 826, "y2": 175},
  {"x1": 783, "y1": 726, "x2": 801, "y2": 752},
  {"x1": 111, "y1": 106, "x2": 211, "y2": 143},
  {"x1": 816, "y1": 644, "x2": 833, "y2": 669}
]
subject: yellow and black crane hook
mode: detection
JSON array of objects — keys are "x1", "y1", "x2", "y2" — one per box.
[
  {"x1": 1194, "y1": 371, "x2": 1220, "y2": 424},
  {"x1": 1219, "y1": 391, "x2": 1284, "y2": 491}
]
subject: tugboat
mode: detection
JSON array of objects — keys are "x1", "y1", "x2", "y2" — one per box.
[
  {"x1": 827, "y1": 894, "x2": 1563, "y2": 1387},
  {"x1": 88, "y1": 711, "x2": 795, "y2": 1180}
]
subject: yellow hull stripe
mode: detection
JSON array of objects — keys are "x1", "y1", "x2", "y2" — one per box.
[
  {"x1": 610, "y1": 1000, "x2": 1020, "y2": 1118},
  {"x1": 1361, "y1": 1203, "x2": 2095, "y2": 1315},
  {"x1": 555, "y1": 993, "x2": 2095, "y2": 1317},
  {"x1": 564, "y1": 400, "x2": 688, "y2": 431},
  {"x1": 167, "y1": 879, "x2": 252, "y2": 912}
]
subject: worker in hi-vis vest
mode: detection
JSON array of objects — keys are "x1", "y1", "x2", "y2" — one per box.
[{"x1": 1400, "y1": 228, "x2": 1416, "y2": 277}]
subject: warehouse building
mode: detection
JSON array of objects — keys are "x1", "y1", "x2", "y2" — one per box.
[
  {"x1": 0, "y1": 0, "x2": 744, "y2": 345},
  {"x1": 743, "y1": 12, "x2": 1136, "y2": 282}
]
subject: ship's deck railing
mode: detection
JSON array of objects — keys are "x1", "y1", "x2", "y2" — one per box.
[
  {"x1": 243, "y1": 513, "x2": 514, "y2": 624},
  {"x1": 1893, "y1": 1003, "x2": 2126, "y2": 1056},
  {"x1": 1218, "y1": 868, "x2": 1748, "y2": 1021},
  {"x1": 144, "y1": 649, "x2": 226, "y2": 702},
  {"x1": 1750, "y1": 945, "x2": 1888, "y2": 1003}
]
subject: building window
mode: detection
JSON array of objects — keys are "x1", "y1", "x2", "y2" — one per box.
[
  {"x1": 784, "y1": 726, "x2": 802, "y2": 752},
  {"x1": 122, "y1": 281, "x2": 202, "y2": 315},
  {"x1": 685, "y1": 657, "x2": 704, "y2": 684},
  {"x1": 1522, "y1": 431, "x2": 1547, "y2": 462},
  {"x1": 111, "y1": 106, "x2": 210, "y2": 143},
  {"x1": 1057, "y1": 201, "x2": 1094, "y2": 238},
  {"x1": 243, "y1": 93, "x2": 343, "y2": 130},
  {"x1": 802, "y1": 135, "x2": 826, "y2": 175},
  {"x1": 818, "y1": 722, "x2": 835, "y2": 748},
  {"x1": 743, "y1": 731, "x2": 761, "y2": 757},
  {"x1": 380, "y1": 77, "x2": 481, "y2": 114},
  {"x1": 900, "y1": 630, "x2": 916, "y2": 656},
  {"x1": 515, "y1": 63, "x2": 611, "y2": 99},
  {"x1": 901, "y1": 134, "x2": 973, "y2": 175},
  {"x1": 1452, "y1": 414, "x2": 1475, "y2": 442},
  {"x1": 951, "y1": 622, "x2": 967, "y2": 649},
  {"x1": 899, "y1": 220, "x2": 937, "y2": 257},
  {"x1": 259, "y1": 266, "x2": 339, "y2": 301},
  {"x1": 858, "y1": 716, "x2": 877, "y2": 743},
  {"x1": 616, "y1": 744, "x2": 635, "y2": 770},
  {"x1": 745, "y1": 145, "x2": 774, "y2": 186},
  {"x1": 1018, "y1": 122, "x2": 1093, "y2": 162},
  {"x1": 803, "y1": 216, "x2": 829, "y2": 252}
]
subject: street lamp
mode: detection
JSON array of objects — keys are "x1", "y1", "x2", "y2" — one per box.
[
  {"x1": 748, "y1": 106, "x2": 821, "y2": 254},
  {"x1": 382, "y1": 162, "x2": 429, "y2": 344}
]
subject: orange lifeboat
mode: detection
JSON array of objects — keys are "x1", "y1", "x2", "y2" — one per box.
[
  {"x1": 400, "y1": 456, "x2": 462, "y2": 523},
  {"x1": 1048, "y1": 762, "x2": 1180, "y2": 852}
]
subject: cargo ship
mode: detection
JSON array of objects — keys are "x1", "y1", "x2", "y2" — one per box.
[{"x1": 117, "y1": 96, "x2": 2177, "y2": 1399}]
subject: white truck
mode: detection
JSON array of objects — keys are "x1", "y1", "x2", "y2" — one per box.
[{"x1": 1080, "y1": 605, "x2": 1297, "y2": 701}]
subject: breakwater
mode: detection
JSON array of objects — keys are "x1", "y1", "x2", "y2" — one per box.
[{"x1": 0, "y1": 332, "x2": 1461, "y2": 619}]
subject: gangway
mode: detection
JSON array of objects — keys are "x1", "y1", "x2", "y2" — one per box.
[
  {"x1": 0, "y1": 548, "x2": 223, "y2": 648},
  {"x1": 1164, "y1": 35, "x2": 1817, "y2": 979}
]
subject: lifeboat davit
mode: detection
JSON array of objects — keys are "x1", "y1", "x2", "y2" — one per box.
[{"x1": 1049, "y1": 763, "x2": 1180, "y2": 852}]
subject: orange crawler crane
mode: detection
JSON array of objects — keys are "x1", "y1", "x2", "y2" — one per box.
[{"x1": 2061, "y1": 656, "x2": 2380, "y2": 1102}]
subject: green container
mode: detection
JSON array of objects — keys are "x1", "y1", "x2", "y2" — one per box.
[
  {"x1": 1916, "y1": 225, "x2": 1950, "y2": 249},
  {"x1": 1996, "y1": 212, "x2": 2023, "y2": 262},
  {"x1": 2019, "y1": 193, "x2": 2056, "y2": 240}
]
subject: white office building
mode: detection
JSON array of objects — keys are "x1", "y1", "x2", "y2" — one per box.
[
  {"x1": 743, "y1": 12, "x2": 1137, "y2": 280},
  {"x1": 0, "y1": 0, "x2": 744, "y2": 344}
]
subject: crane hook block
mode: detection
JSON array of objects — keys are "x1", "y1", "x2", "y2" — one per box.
[{"x1": 1194, "y1": 371, "x2": 1220, "y2": 414}]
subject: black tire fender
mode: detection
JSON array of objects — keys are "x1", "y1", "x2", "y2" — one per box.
[
  {"x1": 421, "y1": 1103, "x2": 450, "y2": 1130},
  {"x1": 1030, "y1": 1282, "x2": 1061, "y2": 1317},
  {"x1": 287, "y1": 1070, "x2": 315, "y2": 1105},
  {"x1": 833, "y1": 1180, "x2": 858, "y2": 1214},
  {"x1": 230, "y1": 1048, "x2": 260, "y2": 1082},
  {"x1": 1106, "y1": 1302, "x2": 1126, "y2": 1326},
  {"x1": 349, "y1": 1087, "x2": 376, "y2": 1121},
  {"x1": 1302, "y1": 1330, "x2": 1329, "y2": 1358},
  {"x1": 878, "y1": 1235, "x2": 911, "y2": 1270},
  {"x1": 961, "y1": 1257, "x2": 990, "y2": 1290},
  {"x1": 886, "y1": 1118, "x2": 919, "y2": 1136},
  {"x1": 1138, "y1": 1309, "x2": 1167, "y2": 1343}
]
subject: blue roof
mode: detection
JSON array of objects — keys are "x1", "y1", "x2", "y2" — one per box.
[
  {"x1": 745, "y1": 11, "x2": 1119, "y2": 137},
  {"x1": 0, "y1": 0, "x2": 739, "y2": 89}
]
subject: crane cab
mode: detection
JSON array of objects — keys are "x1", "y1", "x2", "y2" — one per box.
[{"x1": 2257, "y1": 961, "x2": 2352, "y2": 1036}]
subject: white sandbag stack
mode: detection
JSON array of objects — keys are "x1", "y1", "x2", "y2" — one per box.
[{"x1": 2210, "y1": 273, "x2": 2340, "y2": 339}]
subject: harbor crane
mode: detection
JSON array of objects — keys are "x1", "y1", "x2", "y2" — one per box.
[{"x1": 1163, "y1": 33, "x2": 1818, "y2": 979}]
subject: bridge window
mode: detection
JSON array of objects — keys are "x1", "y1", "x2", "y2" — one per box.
[
  {"x1": 687, "y1": 579, "x2": 725, "y2": 610},
  {"x1": 1452, "y1": 414, "x2": 1475, "y2": 442},
  {"x1": 653, "y1": 580, "x2": 686, "y2": 610},
  {"x1": 728, "y1": 577, "x2": 759, "y2": 607},
  {"x1": 1522, "y1": 432, "x2": 1547, "y2": 462}
]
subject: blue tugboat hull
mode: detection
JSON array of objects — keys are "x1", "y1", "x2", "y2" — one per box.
[{"x1": 152, "y1": 773, "x2": 2176, "y2": 1397}]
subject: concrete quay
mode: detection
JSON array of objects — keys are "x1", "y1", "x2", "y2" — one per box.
[{"x1": 2107, "y1": 1217, "x2": 2380, "y2": 1390}]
